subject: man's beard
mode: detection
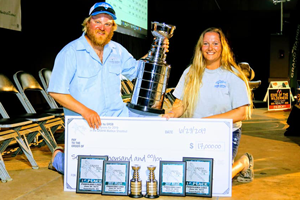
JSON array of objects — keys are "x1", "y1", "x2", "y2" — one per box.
[{"x1": 86, "y1": 25, "x2": 114, "y2": 47}]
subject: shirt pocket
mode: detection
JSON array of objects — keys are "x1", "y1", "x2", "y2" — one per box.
[
  {"x1": 107, "y1": 63, "x2": 122, "y2": 95},
  {"x1": 107, "y1": 55, "x2": 122, "y2": 74},
  {"x1": 108, "y1": 63, "x2": 121, "y2": 75},
  {"x1": 76, "y1": 67, "x2": 100, "y2": 91}
]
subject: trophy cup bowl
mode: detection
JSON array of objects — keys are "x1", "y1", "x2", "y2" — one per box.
[
  {"x1": 127, "y1": 22, "x2": 176, "y2": 115},
  {"x1": 151, "y1": 21, "x2": 175, "y2": 41}
]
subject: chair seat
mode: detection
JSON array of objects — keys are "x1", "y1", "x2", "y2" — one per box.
[
  {"x1": 39, "y1": 108, "x2": 64, "y2": 117},
  {"x1": 0, "y1": 118, "x2": 32, "y2": 128},
  {"x1": 11, "y1": 113, "x2": 54, "y2": 122}
]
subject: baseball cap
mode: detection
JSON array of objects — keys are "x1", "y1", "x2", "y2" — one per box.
[{"x1": 89, "y1": 2, "x2": 117, "y2": 20}]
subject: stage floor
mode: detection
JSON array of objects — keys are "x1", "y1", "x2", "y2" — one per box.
[{"x1": 1, "y1": 108, "x2": 300, "y2": 200}]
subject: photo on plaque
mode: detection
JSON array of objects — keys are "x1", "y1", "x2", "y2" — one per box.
[
  {"x1": 102, "y1": 161, "x2": 130, "y2": 196},
  {"x1": 183, "y1": 157, "x2": 214, "y2": 197},
  {"x1": 159, "y1": 161, "x2": 186, "y2": 196},
  {"x1": 76, "y1": 155, "x2": 108, "y2": 194}
]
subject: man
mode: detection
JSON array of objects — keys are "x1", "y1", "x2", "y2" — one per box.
[
  {"x1": 49, "y1": 2, "x2": 138, "y2": 130},
  {"x1": 48, "y1": 2, "x2": 168, "y2": 174}
]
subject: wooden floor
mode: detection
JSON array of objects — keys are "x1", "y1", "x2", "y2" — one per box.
[{"x1": 1, "y1": 107, "x2": 300, "y2": 200}]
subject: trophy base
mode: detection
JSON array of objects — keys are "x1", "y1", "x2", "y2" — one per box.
[
  {"x1": 129, "y1": 193, "x2": 143, "y2": 198},
  {"x1": 144, "y1": 194, "x2": 159, "y2": 199},
  {"x1": 127, "y1": 103, "x2": 165, "y2": 115}
]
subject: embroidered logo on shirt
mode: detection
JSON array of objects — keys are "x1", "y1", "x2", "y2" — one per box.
[
  {"x1": 109, "y1": 57, "x2": 121, "y2": 65},
  {"x1": 214, "y1": 80, "x2": 226, "y2": 88}
]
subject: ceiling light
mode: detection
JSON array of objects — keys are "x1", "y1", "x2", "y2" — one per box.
[{"x1": 273, "y1": 0, "x2": 290, "y2": 5}]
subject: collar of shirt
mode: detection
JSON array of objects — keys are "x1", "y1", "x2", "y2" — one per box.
[{"x1": 75, "y1": 33, "x2": 115, "y2": 64}]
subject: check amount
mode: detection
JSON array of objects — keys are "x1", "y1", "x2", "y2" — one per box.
[{"x1": 190, "y1": 142, "x2": 225, "y2": 151}]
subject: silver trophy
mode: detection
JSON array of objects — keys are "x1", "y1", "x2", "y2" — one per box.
[{"x1": 127, "y1": 21, "x2": 176, "y2": 114}]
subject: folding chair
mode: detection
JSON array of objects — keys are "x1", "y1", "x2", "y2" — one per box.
[
  {"x1": 0, "y1": 120, "x2": 42, "y2": 182},
  {"x1": 0, "y1": 78, "x2": 47, "y2": 182},
  {"x1": 0, "y1": 115, "x2": 33, "y2": 182},
  {"x1": 121, "y1": 75, "x2": 133, "y2": 102},
  {"x1": 38, "y1": 68, "x2": 52, "y2": 92},
  {"x1": 121, "y1": 75, "x2": 134, "y2": 94},
  {"x1": 38, "y1": 68, "x2": 60, "y2": 108},
  {"x1": 13, "y1": 71, "x2": 64, "y2": 116},
  {"x1": 13, "y1": 71, "x2": 65, "y2": 150},
  {"x1": 0, "y1": 73, "x2": 61, "y2": 153}
]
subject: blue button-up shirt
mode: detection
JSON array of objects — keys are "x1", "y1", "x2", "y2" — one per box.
[{"x1": 48, "y1": 33, "x2": 140, "y2": 117}]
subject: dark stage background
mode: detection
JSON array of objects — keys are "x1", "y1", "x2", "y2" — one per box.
[{"x1": 1, "y1": 0, "x2": 300, "y2": 101}]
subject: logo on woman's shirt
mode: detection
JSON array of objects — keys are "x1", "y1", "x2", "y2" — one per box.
[{"x1": 214, "y1": 80, "x2": 227, "y2": 88}]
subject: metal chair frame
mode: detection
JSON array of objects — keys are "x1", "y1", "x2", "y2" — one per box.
[
  {"x1": 1, "y1": 73, "x2": 63, "y2": 153},
  {"x1": 38, "y1": 68, "x2": 59, "y2": 108}
]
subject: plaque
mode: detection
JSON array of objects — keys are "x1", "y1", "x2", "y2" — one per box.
[
  {"x1": 102, "y1": 161, "x2": 130, "y2": 196},
  {"x1": 159, "y1": 161, "x2": 186, "y2": 196},
  {"x1": 76, "y1": 155, "x2": 108, "y2": 194},
  {"x1": 183, "y1": 157, "x2": 213, "y2": 197}
]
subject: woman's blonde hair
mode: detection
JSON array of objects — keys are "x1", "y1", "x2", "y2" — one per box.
[
  {"x1": 81, "y1": 16, "x2": 118, "y2": 33},
  {"x1": 182, "y1": 27, "x2": 252, "y2": 119}
]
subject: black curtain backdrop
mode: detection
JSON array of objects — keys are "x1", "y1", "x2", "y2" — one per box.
[
  {"x1": 0, "y1": 1, "x2": 150, "y2": 80},
  {"x1": 1, "y1": 0, "x2": 300, "y2": 100}
]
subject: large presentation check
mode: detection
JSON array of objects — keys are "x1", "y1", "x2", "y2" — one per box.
[{"x1": 64, "y1": 116, "x2": 232, "y2": 197}]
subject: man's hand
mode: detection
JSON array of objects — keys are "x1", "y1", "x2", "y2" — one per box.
[
  {"x1": 49, "y1": 92, "x2": 102, "y2": 129},
  {"x1": 162, "y1": 38, "x2": 170, "y2": 52},
  {"x1": 81, "y1": 108, "x2": 101, "y2": 129}
]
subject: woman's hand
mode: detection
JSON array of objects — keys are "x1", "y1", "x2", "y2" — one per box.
[
  {"x1": 161, "y1": 99, "x2": 185, "y2": 119},
  {"x1": 162, "y1": 111, "x2": 176, "y2": 119}
]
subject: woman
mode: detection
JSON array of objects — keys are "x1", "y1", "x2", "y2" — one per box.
[{"x1": 163, "y1": 27, "x2": 254, "y2": 182}]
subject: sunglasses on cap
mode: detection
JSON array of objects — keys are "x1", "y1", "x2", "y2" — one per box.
[{"x1": 91, "y1": 6, "x2": 116, "y2": 16}]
